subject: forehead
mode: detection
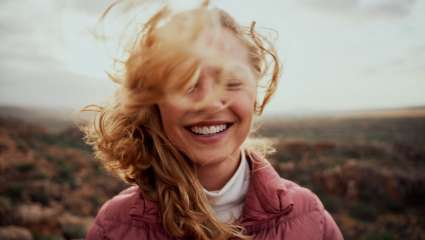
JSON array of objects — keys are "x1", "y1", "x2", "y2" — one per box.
[
  {"x1": 196, "y1": 27, "x2": 250, "y2": 67},
  {"x1": 155, "y1": 9, "x2": 251, "y2": 70}
]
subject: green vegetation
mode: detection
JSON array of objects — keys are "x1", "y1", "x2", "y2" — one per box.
[
  {"x1": 62, "y1": 224, "x2": 86, "y2": 239},
  {"x1": 362, "y1": 231, "x2": 395, "y2": 240},
  {"x1": 32, "y1": 232, "x2": 64, "y2": 240},
  {"x1": 16, "y1": 163, "x2": 35, "y2": 173},
  {"x1": 53, "y1": 158, "x2": 77, "y2": 188},
  {"x1": 348, "y1": 202, "x2": 378, "y2": 222},
  {"x1": 3, "y1": 183, "x2": 25, "y2": 202}
]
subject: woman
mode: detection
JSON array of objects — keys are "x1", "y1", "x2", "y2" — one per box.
[{"x1": 83, "y1": 1, "x2": 343, "y2": 239}]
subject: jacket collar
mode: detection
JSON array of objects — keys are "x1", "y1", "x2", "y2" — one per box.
[
  {"x1": 236, "y1": 150, "x2": 294, "y2": 227},
  {"x1": 128, "y1": 150, "x2": 294, "y2": 226}
]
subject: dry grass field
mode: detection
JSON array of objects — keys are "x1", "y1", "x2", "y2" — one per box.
[
  {"x1": 0, "y1": 106, "x2": 424, "y2": 240},
  {"x1": 258, "y1": 107, "x2": 425, "y2": 240}
]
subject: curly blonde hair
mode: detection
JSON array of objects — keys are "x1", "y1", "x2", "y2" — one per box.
[{"x1": 80, "y1": 1, "x2": 281, "y2": 239}]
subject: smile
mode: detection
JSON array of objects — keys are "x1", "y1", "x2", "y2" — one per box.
[
  {"x1": 185, "y1": 122, "x2": 233, "y2": 136},
  {"x1": 190, "y1": 124, "x2": 227, "y2": 135}
]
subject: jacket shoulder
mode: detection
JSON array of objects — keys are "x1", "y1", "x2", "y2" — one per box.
[
  {"x1": 95, "y1": 185, "x2": 141, "y2": 223},
  {"x1": 281, "y1": 179, "x2": 343, "y2": 240},
  {"x1": 281, "y1": 179, "x2": 344, "y2": 239},
  {"x1": 245, "y1": 152, "x2": 325, "y2": 218},
  {"x1": 86, "y1": 186, "x2": 142, "y2": 240},
  {"x1": 280, "y1": 178, "x2": 324, "y2": 217}
]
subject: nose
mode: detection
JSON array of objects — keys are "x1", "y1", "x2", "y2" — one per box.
[
  {"x1": 201, "y1": 94, "x2": 227, "y2": 114},
  {"x1": 191, "y1": 74, "x2": 227, "y2": 114}
]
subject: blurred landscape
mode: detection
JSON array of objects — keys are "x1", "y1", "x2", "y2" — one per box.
[{"x1": 0, "y1": 105, "x2": 424, "y2": 240}]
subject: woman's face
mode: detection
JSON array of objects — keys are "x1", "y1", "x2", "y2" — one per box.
[{"x1": 158, "y1": 28, "x2": 256, "y2": 167}]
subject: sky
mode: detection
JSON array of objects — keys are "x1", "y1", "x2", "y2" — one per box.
[{"x1": 0, "y1": 0, "x2": 424, "y2": 115}]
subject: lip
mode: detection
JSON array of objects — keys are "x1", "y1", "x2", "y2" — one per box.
[{"x1": 185, "y1": 120, "x2": 233, "y2": 128}]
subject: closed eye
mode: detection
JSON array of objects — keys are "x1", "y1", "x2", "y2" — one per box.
[
  {"x1": 226, "y1": 81, "x2": 243, "y2": 90},
  {"x1": 186, "y1": 83, "x2": 198, "y2": 95}
]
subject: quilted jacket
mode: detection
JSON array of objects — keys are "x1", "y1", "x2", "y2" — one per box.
[{"x1": 86, "y1": 152, "x2": 343, "y2": 239}]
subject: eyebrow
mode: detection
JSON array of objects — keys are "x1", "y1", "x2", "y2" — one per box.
[{"x1": 201, "y1": 66, "x2": 222, "y2": 78}]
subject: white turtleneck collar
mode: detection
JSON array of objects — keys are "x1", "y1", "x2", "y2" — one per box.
[{"x1": 203, "y1": 150, "x2": 250, "y2": 223}]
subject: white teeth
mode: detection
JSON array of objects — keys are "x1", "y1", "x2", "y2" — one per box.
[{"x1": 190, "y1": 124, "x2": 227, "y2": 135}]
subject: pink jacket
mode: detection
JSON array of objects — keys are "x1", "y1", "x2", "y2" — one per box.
[{"x1": 86, "y1": 155, "x2": 343, "y2": 240}]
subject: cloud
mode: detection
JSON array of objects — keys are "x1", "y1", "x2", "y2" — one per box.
[
  {"x1": 301, "y1": 0, "x2": 418, "y2": 18},
  {"x1": 0, "y1": 58, "x2": 116, "y2": 109},
  {"x1": 0, "y1": 0, "x2": 115, "y2": 109},
  {"x1": 1, "y1": 0, "x2": 424, "y2": 113},
  {"x1": 364, "y1": 44, "x2": 425, "y2": 76},
  {"x1": 61, "y1": 0, "x2": 111, "y2": 15},
  {"x1": 0, "y1": 0, "x2": 63, "y2": 69}
]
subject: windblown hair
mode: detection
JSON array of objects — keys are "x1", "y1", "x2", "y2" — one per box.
[{"x1": 80, "y1": 1, "x2": 281, "y2": 239}]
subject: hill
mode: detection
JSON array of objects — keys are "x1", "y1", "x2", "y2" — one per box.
[
  {"x1": 0, "y1": 106, "x2": 74, "y2": 133},
  {"x1": 0, "y1": 105, "x2": 424, "y2": 239}
]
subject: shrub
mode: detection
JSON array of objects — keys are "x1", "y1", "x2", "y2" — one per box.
[
  {"x1": 16, "y1": 163, "x2": 36, "y2": 173},
  {"x1": 29, "y1": 190, "x2": 49, "y2": 206},
  {"x1": 62, "y1": 224, "x2": 85, "y2": 239},
  {"x1": 349, "y1": 202, "x2": 378, "y2": 222},
  {"x1": 53, "y1": 159, "x2": 76, "y2": 188},
  {"x1": 318, "y1": 194, "x2": 342, "y2": 213},
  {"x1": 32, "y1": 232, "x2": 63, "y2": 240},
  {"x1": 363, "y1": 231, "x2": 395, "y2": 240},
  {"x1": 0, "y1": 196, "x2": 13, "y2": 224},
  {"x1": 4, "y1": 183, "x2": 25, "y2": 202}
]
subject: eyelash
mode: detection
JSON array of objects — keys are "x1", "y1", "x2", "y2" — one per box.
[
  {"x1": 185, "y1": 81, "x2": 242, "y2": 94},
  {"x1": 226, "y1": 81, "x2": 242, "y2": 90}
]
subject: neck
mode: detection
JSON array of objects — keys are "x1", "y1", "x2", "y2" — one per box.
[{"x1": 196, "y1": 149, "x2": 241, "y2": 191}]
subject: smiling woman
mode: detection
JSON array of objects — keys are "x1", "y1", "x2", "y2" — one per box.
[
  {"x1": 158, "y1": 25, "x2": 257, "y2": 191},
  {"x1": 80, "y1": 1, "x2": 343, "y2": 239}
]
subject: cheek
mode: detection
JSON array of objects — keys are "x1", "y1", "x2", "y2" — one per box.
[
  {"x1": 232, "y1": 90, "x2": 256, "y2": 125},
  {"x1": 243, "y1": 87, "x2": 257, "y2": 113},
  {"x1": 158, "y1": 103, "x2": 183, "y2": 140},
  {"x1": 244, "y1": 90, "x2": 257, "y2": 127}
]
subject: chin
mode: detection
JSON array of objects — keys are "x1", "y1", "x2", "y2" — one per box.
[{"x1": 189, "y1": 149, "x2": 236, "y2": 166}]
